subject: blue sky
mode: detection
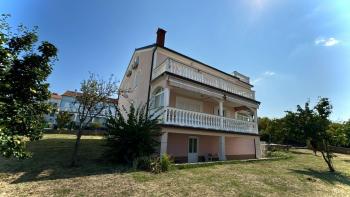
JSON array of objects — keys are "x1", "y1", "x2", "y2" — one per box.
[{"x1": 1, "y1": 0, "x2": 350, "y2": 121}]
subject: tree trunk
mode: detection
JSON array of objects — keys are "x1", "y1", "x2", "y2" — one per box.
[
  {"x1": 321, "y1": 151, "x2": 335, "y2": 172},
  {"x1": 70, "y1": 126, "x2": 83, "y2": 167}
]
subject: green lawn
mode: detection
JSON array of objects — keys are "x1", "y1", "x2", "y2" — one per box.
[{"x1": 1, "y1": 134, "x2": 350, "y2": 196}]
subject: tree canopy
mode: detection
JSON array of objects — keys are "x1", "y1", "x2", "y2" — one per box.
[{"x1": 0, "y1": 14, "x2": 57, "y2": 158}]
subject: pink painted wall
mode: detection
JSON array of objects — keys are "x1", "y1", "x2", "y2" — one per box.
[
  {"x1": 167, "y1": 133, "x2": 220, "y2": 157},
  {"x1": 166, "y1": 133, "x2": 261, "y2": 158},
  {"x1": 167, "y1": 133, "x2": 188, "y2": 157},
  {"x1": 225, "y1": 137, "x2": 255, "y2": 155}
]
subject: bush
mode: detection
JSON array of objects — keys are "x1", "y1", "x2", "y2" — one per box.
[
  {"x1": 133, "y1": 156, "x2": 151, "y2": 171},
  {"x1": 133, "y1": 154, "x2": 172, "y2": 173},
  {"x1": 105, "y1": 104, "x2": 162, "y2": 164},
  {"x1": 89, "y1": 122, "x2": 102, "y2": 130},
  {"x1": 160, "y1": 153, "x2": 171, "y2": 172},
  {"x1": 56, "y1": 111, "x2": 72, "y2": 130}
]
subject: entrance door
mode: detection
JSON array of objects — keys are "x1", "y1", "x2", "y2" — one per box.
[{"x1": 188, "y1": 137, "x2": 198, "y2": 163}]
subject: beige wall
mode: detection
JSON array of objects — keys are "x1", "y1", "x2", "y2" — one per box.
[{"x1": 118, "y1": 48, "x2": 154, "y2": 117}]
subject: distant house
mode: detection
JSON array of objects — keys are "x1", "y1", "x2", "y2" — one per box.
[
  {"x1": 118, "y1": 28, "x2": 261, "y2": 163},
  {"x1": 44, "y1": 93, "x2": 62, "y2": 127},
  {"x1": 44, "y1": 91, "x2": 117, "y2": 128}
]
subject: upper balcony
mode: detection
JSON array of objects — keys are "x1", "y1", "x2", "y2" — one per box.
[{"x1": 152, "y1": 58, "x2": 255, "y2": 100}]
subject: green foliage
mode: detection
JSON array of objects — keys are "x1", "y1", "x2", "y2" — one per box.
[
  {"x1": 89, "y1": 122, "x2": 102, "y2": 130},
  {"x1": 259, "y1": 114, "x2": 306, "y2": 146},
  {"x1": 132, "y1": 155, "x2": 171, "y2": 173},
  {"x1": 260, "y1": 98, "x2": 336, "y2": 172},
  {"x1": 0, "y1": 14, "x2": 57, "y2": 158},
  {"x1": 160, "y1": 153, "x2": 171, "y2": 172},
  {"x1": 327, "y1": 122, "x2": 348, "y2": 147},
  {"x1": 105, "y1": 104, "x2": 162, "y2": 164},
  {"x1": 266, "y1": 150, "x2": 291, "y2": 159},
  {"x1": 56, "y1": 111, "x2": 72, "y2": 130},
  {"x1": 133, "y1": 156, "x2": 151, "y2": 171},
  {"x1": 149, "y1": 156, "x2": 162, "y2": 174},
  {"x1": 70, "y1": 73, "x2": 118, "y2": 166}
]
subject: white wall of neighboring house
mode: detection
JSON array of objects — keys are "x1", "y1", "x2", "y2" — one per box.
[{"x1": 44, "y1": 92, "x2": 117, "y2": 129}]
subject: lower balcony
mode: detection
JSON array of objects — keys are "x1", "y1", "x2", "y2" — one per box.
[{"x1": 160, "y1": 107, "x2": 258, "y2": 134}]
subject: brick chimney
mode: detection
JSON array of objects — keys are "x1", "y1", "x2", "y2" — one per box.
[{"x1": 156, "y1": 28, "x2": 166, "y2": 47}]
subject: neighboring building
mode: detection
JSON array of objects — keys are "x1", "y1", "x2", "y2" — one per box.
[
  {"x1": 118, "y1": 28, "x2": 261, "y2": 163},
  {"x1": 44, "y1": 93, "x2": 62, "y2": 128},
  {"x1": 44, "y1": 91, "x2": 117, "y2": 128}
]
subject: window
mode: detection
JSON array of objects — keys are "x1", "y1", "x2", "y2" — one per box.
[
  {"x1": 151, "y1": 87, "x2": 164, "y2": 109},
  {"x1": 188, "y1": 138, "x2": 197, "y2": 153},
  {"x1": 236, "y1": 113, "x2": 251, "y2": 122},
  {"x1": 176, "y1": 96, "x2": 202, "y2": 112}
]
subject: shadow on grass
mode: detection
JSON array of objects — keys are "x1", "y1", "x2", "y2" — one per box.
[
  {"x1": 343, "y1": 160, "x2": 350, "y2": 163},
  {"x1": 290, "y1": 168, "x2": 350, "y2": 185},
  {"x1": 0, "y1": 137, "x2": 131, "y2": 184}
]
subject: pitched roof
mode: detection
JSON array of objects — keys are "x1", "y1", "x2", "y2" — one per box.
[{"x1": 51, "y1": 93, "x2": 62, "y2": 99}]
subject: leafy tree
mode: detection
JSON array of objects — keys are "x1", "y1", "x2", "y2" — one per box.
[
  {"x1": 105, "y1": 104, "x2": 162, "y2": 164},
  {"x1": 258, "y1": 117, "x2": 271, "y2": 141},
  {"x1": 327, "y1": 122, "x2": 347, "y2": 147},
  {"x1": 296, "y1": 98, "x2": 335, "y2": 172},
  {"x1": 71, "y1": 73, "x2": 117, "y2": 166},
  {"x1": 282, "y1": 111, "x2": 306, "y2": 146},
  {"x1": 0, "y1": 14, "x2": 57, "y2": 158},
  {"x1": 56, "y1": 111, "x2": 72, "y2": 130}
]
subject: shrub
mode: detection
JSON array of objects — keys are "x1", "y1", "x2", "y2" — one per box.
[
  {"x1": 160, "y1": 153, "x2": 171, "y2": 172},
  {"x1": 133, "y1": 156, "x2": 151, "y2": 171},
  {"x1": 105, "y1": 104, "x2": 162, "y2": 164},
  {"x1": 56, "y1": 111, "x2": 73, "y2": 130},
  {"x1": 89, "y1": 122, "x2": 102, "y2": 130},
  {"x1": 133, "y1": 155, "x2": 172, "y2": 173},
  {"x1": 149, "y1": 157, "x2": 162, "y2": 174}
]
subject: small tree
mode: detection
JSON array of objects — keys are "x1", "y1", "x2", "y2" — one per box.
[
  {"x1": 105, "y1": 104, "x2": 162, "y2": 164},
  {"x1": 70, "y1": 73, "x2": 118, "y2": 166},
  {"x1": 296, "y1": 98, "x2": 335, "y2": 172},
  {"x1": 0, "y1": 14, "x2": 57, "y2": 158},
  {"x1": 56, "y1": 111, "x2": 72, "y2": 130}
]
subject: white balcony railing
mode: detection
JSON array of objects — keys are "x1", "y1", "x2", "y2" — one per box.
[
  {"x1": 153, "y1": 58, "x2": 255, "y2": 99},
  {"x1": 162, "y1": 107, "x2": 258, "y2": 134}
]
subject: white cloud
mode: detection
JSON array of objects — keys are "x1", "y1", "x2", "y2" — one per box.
[
  {"x1": 315, "y1": 37, "x2": 340, "y2": 47},
  {"x1": 252, "y1": 71, "x2": 276, "y2": 85},
  {"x1": 263, "y1": 71, "x2": 275, "y2": 76}
]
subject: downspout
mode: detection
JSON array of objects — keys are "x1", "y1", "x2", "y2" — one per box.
[{"x1": 145, "y1": 45, "x2": 157, "y2": 115}]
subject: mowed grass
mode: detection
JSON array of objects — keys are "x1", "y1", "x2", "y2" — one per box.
[{"x1": 1, "y1": 134, "x2": 350, "y2": 196}]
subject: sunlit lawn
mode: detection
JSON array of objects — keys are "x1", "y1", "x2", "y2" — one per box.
[{"x1": 0, "y1": 134, "x2": 349, "y2": 196}]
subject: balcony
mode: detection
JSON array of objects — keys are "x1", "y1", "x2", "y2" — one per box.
[
  {"x1": 161, "y1": 107, "x2": 258, "y2": 134},
  {"x1": 152, "y1": 58, "x2": 255, "y2": 99}
]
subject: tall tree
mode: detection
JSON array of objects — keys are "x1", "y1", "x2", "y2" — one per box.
[
  {"x1": 70, "y1": 73, "x2": 118, "y2": 166},
  {"x1": 0, "y1": 14, "x2": 57, "y2": 158}
]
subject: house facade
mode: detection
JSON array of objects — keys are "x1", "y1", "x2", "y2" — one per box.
[
  {"x1": 118, "y1": 28, "x2": 261, "y2": 163},
  {"x1": 44, "y1": 91, "x2": 117, "y2": 128}
]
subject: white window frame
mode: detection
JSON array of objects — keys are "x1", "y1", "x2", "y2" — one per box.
[
  {"x1": 235, "y1": 112, "x2": 251, "y2": 122},
  {"x1": 151, "y1": 87, "x2": 164, "y2": 109}
]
